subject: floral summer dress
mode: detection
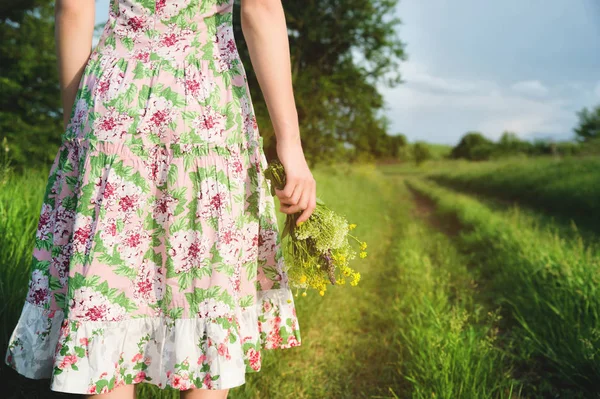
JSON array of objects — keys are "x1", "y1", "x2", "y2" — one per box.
[{"x1": 4, "y1": 0, "x2": 301, "y2": 394}]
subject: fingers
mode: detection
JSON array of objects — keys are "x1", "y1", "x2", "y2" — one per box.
[
  {"x1": 290, "y1": 186, "x2": 310, "y2": 216},
  {"x1": 295, "y1": 183, "x2": 317, "y2": 225},
  {"x1": 276, "y1": 181, "x2": 302, "y2": 206},
  {"x1": 277, "y1": 177, "x2": 317, "y2": 224},
  {"x1": 275, "y1": 176, "x2": 297, "y2": 203},
  {"x1": 275, "y1": 174, "x2": 299, "y2": 205}
]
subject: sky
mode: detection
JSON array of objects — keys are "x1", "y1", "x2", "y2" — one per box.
[
  {"x1": 95, "y1": 0, "x2": 600, "y2": 145},
  {"x1": 381, "y1": 0, "x2": 600, "y2": 144}
]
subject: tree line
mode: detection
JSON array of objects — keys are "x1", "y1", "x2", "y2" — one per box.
[{"x1": 448, "y1": 105, "x2": 600, "y2": 162}]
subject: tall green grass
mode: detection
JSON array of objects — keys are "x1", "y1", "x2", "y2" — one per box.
[
  {"x1": 391, "y1": 189, "x2": 518, "y2": 398},
  {"x1": 408, "y1": 178, "x2": 600, "y2": 397},
  {"x1": 426, "y1": 156, "x2": 600, "y2": 232},
  {"x1": 0, "y1": 167, "x2": 49, "y2": 346},
  {"x1": 0, "y1": 166, "x2": 66, "y2": 399},
  {"x1": 225, "y1": 163, "x2": 405, "y2": 398}
]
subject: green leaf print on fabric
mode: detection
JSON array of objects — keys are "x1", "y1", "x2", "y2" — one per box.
[
  {"x1": 185, "y1": 286, "x2": 235, "y2": 315},
  {"x1": 238, "y1": 295, "x2": 254, "y2": 308}
]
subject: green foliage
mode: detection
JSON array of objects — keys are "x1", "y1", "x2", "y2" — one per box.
[
  {"x1": 233, "y1": 0, "x2": 406, "y2": 165},
  {"x1": 0, "y1": 0, "x2": 63, "y2": 171},
  {"x1": 451, "y1": 132, "x2": 495, "y2": 161},
  {"x1": 409, "y1": 178, "x2": 600, "y2": 396},
  {"x1": 393, "y1": 212, "x2": 519, "y2": 398},
  {"x1": 423, "y1": 143, "x2": 453, "y2": 160},
  {"x1": 496, "y1": 131, "x2": 532, "y2": 155},
  {"x1": 574, "y1": 104, "x2": 600, "y2": 142},
  {"x1": 427, "y1": 156, "x2": 600, "y2": 232},
  {"x1": 412, "y1": 141, "x2": 431, "y2": 165},
  {"x1": 450, "y1": 131, "x2": 586, "y2": 161},
  {"x1": 367, "y1": 131, "x2": 407, "y2": 160},
  {"x1": 575, "y1": 136, "x2": 600, "y2": 155}
]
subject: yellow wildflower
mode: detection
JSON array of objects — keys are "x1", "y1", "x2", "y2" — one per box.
[
  {"x1": 319, "y1": 290, "x2": 325, "y2": 296},
  {"x1": 287, "y1": 299, "x2": 292, "y2": 303},
  {"x1": 348, "y1": 223, "x2": 357, "y2": 230},
  {"x1": 360, "y1": 242, "x2": 367, "y2": 250},
  {"x1": 351, "y1": 272, "x2": 361, "y2": 286},
  {"x1": 359, "y1": 251, "x2": 367, "y2": 258},
  {"x1": 300, "y1": 275, "x2": 307, "y2": 284},
  {"x1": 302, "y1": 292, "x2": 307, "y2": 297}
]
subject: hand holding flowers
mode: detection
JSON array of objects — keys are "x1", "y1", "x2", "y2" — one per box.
[
  {"x1": 274, "y1": 136, "x2": 317, "y2": 225},
  {"x1": 264, "y1": 159, "x2": 367, "y2": 297}
]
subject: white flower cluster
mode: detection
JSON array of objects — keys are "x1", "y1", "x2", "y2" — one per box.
[
  {"x1": 69, "y1": 286, "x2": 127, "y2": 322},
  {"x1": 294, "y1": 207, "x2": 348, "y2": 253},
  {"x1": 197, "y1": 297, "x2": 232, "y2": 319}
]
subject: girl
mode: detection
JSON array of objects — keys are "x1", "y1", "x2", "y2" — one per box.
[{"x1": 5, "y1": 0, "x2": 315, "y2": 397}]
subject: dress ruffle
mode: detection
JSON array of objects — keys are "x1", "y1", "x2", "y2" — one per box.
[{"x1": 6, "y1": 289, "x2": 300, "y2": 394}]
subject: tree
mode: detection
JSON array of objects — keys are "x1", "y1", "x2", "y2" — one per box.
[
  {"x1": 0, "y1": 0, "x2": 63, "y2": 170},
  {"x1": 413, "y1": 142, "x2": 431, "y2": 165},
  {"x1": 233, "y1": 0, "x2": 406, "y2": 165},
  {"x1": 387, "y1": 133, "x2": 408, "y2": 159},
  {"x1": 497, "y1": 131, "x2": 532, "y2": 155},
  {"x1": 451, "y1": 132, "x2": 494, "y2": 161},
  {"x1": 574, "y1": 105, "x2": 600, "y2": 142}
]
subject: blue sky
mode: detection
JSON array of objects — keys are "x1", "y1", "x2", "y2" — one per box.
[
  {"x1": 381, "y1": 0, "x2": 600, "y2": 144},
  {"x1": 95, "y1": 0, "x2": 600, "y2": 145}
]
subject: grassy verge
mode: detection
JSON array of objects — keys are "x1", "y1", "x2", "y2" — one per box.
[
  {"x1": 425, "y1": 156, "x2": 600, "y2": 232},
  {"x1": 0, "y1": 167, "x2": 75, "y2": 398},
  {"x1": 407, "y1": 178, "x2": 600, "y2": 397},
  {"x1": 392, "y1": 184, "x2": 518, "y2": 398}
]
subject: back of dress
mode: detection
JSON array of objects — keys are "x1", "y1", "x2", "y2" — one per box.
[
  {"x1": 5, "y1": 0, "x2": 302, "y2": 394},
  {"x1": 66, "y1": 0, "x2": 252, "y2": 149},
  {"x1": 97, "y1": 0, "x2": 237, "y2": 72},
  {"x1": 96, "y1": 0, "x2": 237, "y2": 62}
]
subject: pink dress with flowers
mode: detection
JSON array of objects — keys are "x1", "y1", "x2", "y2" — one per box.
[{"x1": 4, "y1": 0, "x2": 301, "y2": 394}]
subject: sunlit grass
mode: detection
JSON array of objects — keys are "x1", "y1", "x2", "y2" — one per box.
[
  {"x1": 0, "y1": 167, "x2": 49, "y2": 346},
  {"x1": 423, "y1": 155, "x2": 600, "y2": 233},
  {"x1": 408, "y1": 178, "x2": 600, "y2": 397},
  {"x1": 391, "y1": 184, "x2": 519, "y2": 399}
]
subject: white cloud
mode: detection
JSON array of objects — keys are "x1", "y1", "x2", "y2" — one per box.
[
  {"x1": 594, "y1": 82, "x2": 600, "y2": 98},
  {"x1": 402, "y1": 62, "x2": 498, "y2": 95},
  {"x1": 381, "y1": 62, "x2": 584, "y2": 144},
  {"x1": 510, "y1": 80, "x2": 549, "y2": 97}
]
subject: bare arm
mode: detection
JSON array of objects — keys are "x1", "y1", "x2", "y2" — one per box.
[
  {"x1": 55, "y1": 0, "x2": 95, "y2": 130},
  {"x1": 241, "y1": 0, "x2": 316, "y2": 224}
]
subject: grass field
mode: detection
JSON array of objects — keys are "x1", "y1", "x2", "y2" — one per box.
[
  {"x1": 2, "y1": 157, "x2": 600, "y2": 398},
  {"x1": 424, "y1": 156, "x2": 600, "y2": 233}
]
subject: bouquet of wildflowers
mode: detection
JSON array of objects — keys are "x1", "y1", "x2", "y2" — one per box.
[{"x1": 264, "y1": 160, "x2": 367, "y2": 297}]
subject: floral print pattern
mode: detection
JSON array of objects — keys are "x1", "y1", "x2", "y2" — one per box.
[{"x1": 4, "y1": 0, "x2": 301, "y2": 395}]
